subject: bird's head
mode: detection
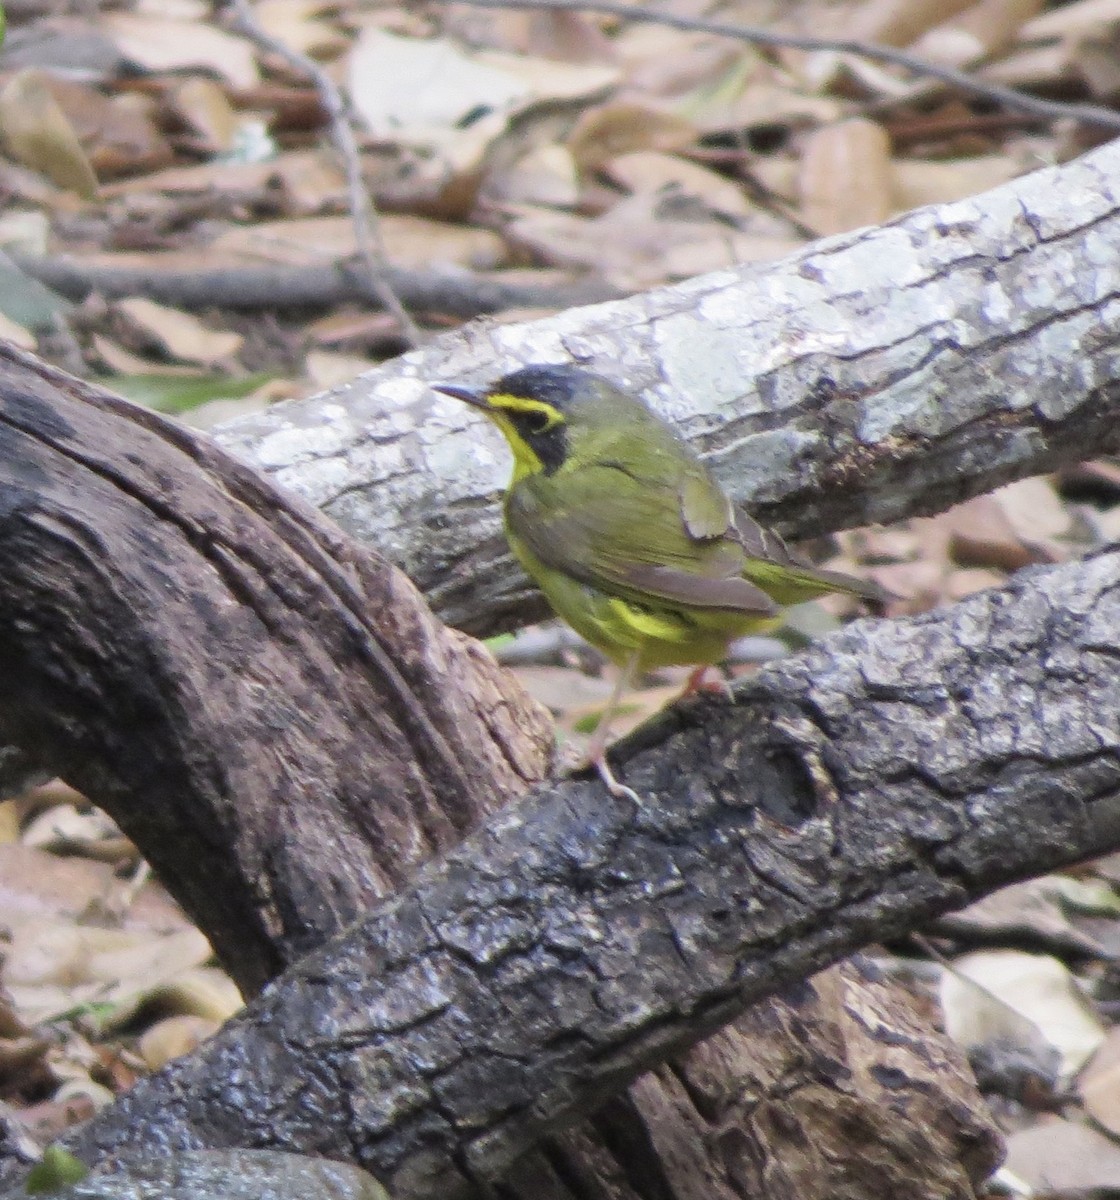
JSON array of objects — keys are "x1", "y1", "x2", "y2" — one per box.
[{"x1": 434, "y1": 364, "x2": 638, "y2": 479}]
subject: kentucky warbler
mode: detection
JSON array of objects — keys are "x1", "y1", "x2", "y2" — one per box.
[{"x1": 434, "y1": 364, "x2": 887, "y2": 801}]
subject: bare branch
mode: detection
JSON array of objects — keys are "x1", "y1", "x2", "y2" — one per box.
[
  {"x1": 7, "y1": 253, "x2": 621, "y2": 317},
  {"x1": 435, "y1": 0, "x2": 1120, "y2": 131}
]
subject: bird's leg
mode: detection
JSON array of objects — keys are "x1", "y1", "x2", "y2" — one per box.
[{"x1": 586, "y1": 650, "x2": 641, "y2": 803}]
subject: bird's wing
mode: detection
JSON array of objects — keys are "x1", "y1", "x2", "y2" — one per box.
[
  {"x1": 506, "y1": 466, "x2": 776, "y2": 616},
  {"x1": 678, "y1": 470, "x2": 733, "y2": 540}
]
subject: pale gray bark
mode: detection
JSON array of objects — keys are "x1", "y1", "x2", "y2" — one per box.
[{"x1": 216, "y1": 139, "x2": 1120, "y2": 632}]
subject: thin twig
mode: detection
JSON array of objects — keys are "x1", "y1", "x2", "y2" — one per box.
[
  {"x1": 434, "y1": 0, "x2": 1120, "y2": 133},
  {"x1": 227, "y1": 0, "x2": 424, "y2": 345}
]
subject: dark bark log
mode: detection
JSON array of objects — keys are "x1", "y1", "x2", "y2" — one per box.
[{"x1": 33, "y1": 536, "x2": 1120, "y2": 1198}]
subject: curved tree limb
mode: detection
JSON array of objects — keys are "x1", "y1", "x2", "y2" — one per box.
[
  {"x1": 212, "y1": 138, "x2": 1120, "y2": 635},
  {"x1": 42, "y1": 543, "x2": 1120, "y2": 1199},
  {"x1": 0, "y1": 343, "x2": 553, "y2": 995}
]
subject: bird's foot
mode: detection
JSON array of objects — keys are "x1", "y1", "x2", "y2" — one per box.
[{"x1": 680, "y1": 664, "x2": 732, "y2": 699}]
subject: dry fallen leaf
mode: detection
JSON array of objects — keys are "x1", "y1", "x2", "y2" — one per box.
[
  {"x1": 604, "y1": 150, "x2": 752, "y2": 220},
  {"x1": 211, "y1": 213, "x2": 506, "y2": 270},
  {"x1": 253, "y1": 0, "x2": 349, "y2": 58},
  {"x1": 21, "y1": 805, "x2": 132, "y2": 863},
  {"x1": 3, "y1": 920, "x2": 215, "y2": 1028},
  {"x1": 486, "y1": 143, "x2": 581, "y2": 208},
  {"x1": 992, "y1": 475, "x2": 1072, "y2": 542},
  {"x1": 566, "y1": 101, "x2": 696, "y2": 174},
  {"x1": 943, "y1": 493, "x2": 1041, "y2": 571},
  {"x1": 1078, "y1": 1025, "x2": 1120, "y2": 1137},
  {"x1": 0, "y1": 69, "x2": 98, "y2": 199},
  {"x1": 137, "y1": 1013, "x2": 220, "y2": 1071},
  {"x1": 169, "y1": 78, "x2": 240, "y2": 155},
  {"x1": 614, "y1": 27, "x2": 740, "y2": 102},
  {"x1": 505, "y1": 191, "x2": 797, "y2": 289},
  {"x1": 92, "y1": 335, "x2": 203, "y2": 378},
  {"x1": 1022, "y1": 0, "x2": 1120, "y2": 40},
  {"x1": 845, "y1": 0, "x2": 976, "y2": 47},
  {"x1": 0, "y1": 801, "x2": 20, "y2": 844},
  {"x1": 523, "y1": 8, "x2": 615, "y2": 63},
  {"x1": 1005, "y1": 1117, "x2": 1120, "y2": 1192},
  {"x1": 893, "y1": 155, "x2": 1023, "y2": 210},
  {"x1": 941, "y1": 950, "x2": 1105, "y2": 1082},
  {"x1": 42, "y1": 76, "x2": 171, "y2": 180},
  {"x1": 304, "y1": 350, "x2": 372, "y2": 389},
  {"x1": 943, "y1": 567, "x2": 1007, "y2": 599},
  {"x1": 799, "y1": 118, "x2": 896, "y2": 235},
  {"x1": 115, "y1": 297, "x2": 244, "y2": 366},
  {"x1": 0, "y1": 843, "x2": 185, "y2": 932},
  {"x1": 943, "y1": 876, "x2": 1112, "y2": 958},
  {"x1": 102, "y1": 12, "x2": 260, "y2": 90},
  {"x1": 349, "y1": 29, "x2": 530, "y2": 138},
  {"x1": 912, "y1": 0, "x2": 1048, "y2": 67}
]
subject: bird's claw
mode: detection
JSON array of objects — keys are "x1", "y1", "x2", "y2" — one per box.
[{"x1": 593, "y1": 755, "x2": 642, "y2": 806}]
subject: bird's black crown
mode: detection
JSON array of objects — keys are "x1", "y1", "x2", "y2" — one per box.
[{"x1": 493, "y1": 364, "x2": 587, "y2": 411}]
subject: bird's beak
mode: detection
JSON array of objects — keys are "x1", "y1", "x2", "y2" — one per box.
[{"x1": 432, "y1": 383, "x2": 489, "y2": 410}]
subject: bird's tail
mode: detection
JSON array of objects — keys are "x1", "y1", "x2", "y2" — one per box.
[{"x1": 733, "y1": 509, "x2": 892, "y2": 609}]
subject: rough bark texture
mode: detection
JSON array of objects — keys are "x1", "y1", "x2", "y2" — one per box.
[
  {"x1": 0, "y1": 348, "x2": 999, "y2": 1200},
  {"x1": 0, "y1": 344, "x2": 552, "y2": 995},
  {"x1": 522, "y1": 959, "x2": 996, "y2": 1200},
  {"x1": 216, "y1": 139, "x2": 1120, "y2": 633},
  {"x1": 42, "y1": 544, "x2": 1120, "y2": 1199},
  {"x1": 15, "y1": 128, "x2": 1120, "y2": 1200}
]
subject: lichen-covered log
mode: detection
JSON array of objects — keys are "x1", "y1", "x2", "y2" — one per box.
[
  {"x1": 217, "y1": 140, "x2": 1120, "y2": 633},
  {"x1": 49, "y1": 545, "x2": 1120, "y2": 1200}
]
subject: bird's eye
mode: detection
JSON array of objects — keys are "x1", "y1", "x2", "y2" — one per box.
[{"x1": 527, "y1": 410, "x2": 553, "y2": 435}]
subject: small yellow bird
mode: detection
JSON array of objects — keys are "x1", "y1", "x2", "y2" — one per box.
[{"x1": 435, "y1": 364, "x2": 887, "y2": 800}]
